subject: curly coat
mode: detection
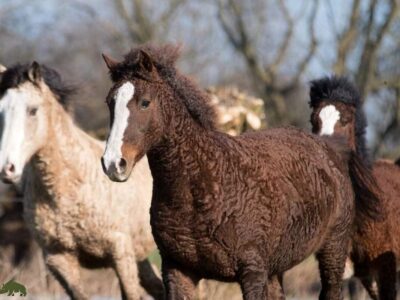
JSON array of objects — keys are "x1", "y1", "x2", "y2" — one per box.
[{"x1": 104, "y1": 45, "x2": 382, "y2": 300}]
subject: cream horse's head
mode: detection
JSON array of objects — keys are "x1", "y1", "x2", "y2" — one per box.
[{"x1": 0, "y1": 62, "x2": 52, "y2": 184}]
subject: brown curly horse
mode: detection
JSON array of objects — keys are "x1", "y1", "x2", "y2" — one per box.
[
  {"x1": 101, "y1": 44, "x2": 382, "y2": 300},
  {"x1": 310, "y1": 76, "x2": 400, "y2": 300}
]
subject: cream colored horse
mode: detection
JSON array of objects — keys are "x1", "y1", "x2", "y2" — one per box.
[{"x1": 0, "y1": 62, "x2": 162, "y2": 300}]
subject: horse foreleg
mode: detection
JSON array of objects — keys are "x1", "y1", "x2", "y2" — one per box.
[
  {"x1": 161, "y1": 258, "x2": 199, "y2": 300},
  {"x1": 238, "y1": 249, "x2": 269, "y2": 300},
  {"x1": 316, "y1": 234, "x2": 349, "y2": 300},
  {"x1": 137, "y1": 258, "x2": 164, "y2": 300},
  {"x1": 268, "y1": 274, "x2": 284, "y2": 300},
  {"x1": 45, "y1": 252, "x2": 89, "y2": 300},
  {"x1": 110, "y1": 235, "x2": 141, "y2": 300}
]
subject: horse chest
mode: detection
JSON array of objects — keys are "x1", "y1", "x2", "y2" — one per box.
[
  {"x1": 150, "y1": 200, "x2": 237, "y2": 279},
  {"x1": 25, "y1": 194, "x2": 107, "y2": 256}
]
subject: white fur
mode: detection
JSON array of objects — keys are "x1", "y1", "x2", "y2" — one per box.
[
  {"x1": 342, "y1": 258, "x2": 354, "y2": 280},
  {"x1": 103, "y1": 82, "x2": 134, "y2": 172},
  {"x1": 319, "y1": 105, "x2": 340, "y2": 136},
  {"x1": 0, "y1": 87, "x2": 28, "y2": 177}
]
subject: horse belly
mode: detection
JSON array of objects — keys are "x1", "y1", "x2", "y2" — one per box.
[{"x1": 262, "y1": 188, "x2": 336, "y2": 274}]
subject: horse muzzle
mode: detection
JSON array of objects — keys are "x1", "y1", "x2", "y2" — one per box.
[
  {"x1": 0, "y1": 162, "x2": 22, "y2": 184},
  {"x1": 101, "y1": 156, "x2": 131, "y2": 182}
]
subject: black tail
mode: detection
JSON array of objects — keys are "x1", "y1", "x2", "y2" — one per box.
[
  {"x1": 323, "y1": 136, "x2": 384, "y2": 228},
  {"x1": 348, "y1": 152, "x2": 385, "y2": 227}
]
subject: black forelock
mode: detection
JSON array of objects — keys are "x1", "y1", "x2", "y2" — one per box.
[
  {"x1": 309, "y1": 75, "x2": 371, "y2": 166},
  {"x1": 108, "y1": 43, "x2": 180, "y2": 83},
  {"x1": 0, "y1": 63, "x2": 76, "y2": 110},
  {"x1": 309, "y1": 76, "x2": 361, "y2": 108}
]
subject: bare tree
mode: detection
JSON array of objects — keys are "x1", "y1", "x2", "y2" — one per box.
[
  {"x1": 334, "y1": 0, "x2": 399, "y2": 97},
  {"x1": 217, "y1": 0, "x2": 319, "y2": 125},
  {"x1": 113, "y1": 0, "x2": 186, "y2": 44},
  {"x1": 217, "y1": 0, "x2": 399, "y2": 155},
  {"x1": 332, "y1": 0, "x2": 399, "y2": 154}
]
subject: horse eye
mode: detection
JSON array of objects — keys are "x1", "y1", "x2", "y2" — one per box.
[
  {"x1": 28, "y1": 107, "x2": 38, "y2": 116},
  {"x1": 140, "y1": 99, "x2": 150, "y2": 110}
]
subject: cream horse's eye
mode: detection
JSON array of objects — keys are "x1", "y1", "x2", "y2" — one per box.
[{"x1": 27, "y1": 107, "x2": 38, "y2": 116}]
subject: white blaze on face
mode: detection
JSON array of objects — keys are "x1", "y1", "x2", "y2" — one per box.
[
  {"x1": 103, "y1": 82, "x2": 135, "y2": 171},
  {"x1": 0, "y1": 88, "x2": 28, "y2": 176},
  {"x1": 318, "y1": 105, "x2": 340, "y2": 136}
]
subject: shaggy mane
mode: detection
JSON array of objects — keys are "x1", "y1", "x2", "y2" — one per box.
[
  {"x1": 109, "y1": 44, "x2": 217, "y2": 130},
  {"x1": 309, "y1": 76, "x2": 371, "y2": 165},
  {"x1": 0, "y1": 63, "x2": 76, "y2": 110}
]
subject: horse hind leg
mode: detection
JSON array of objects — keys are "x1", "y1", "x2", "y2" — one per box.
[
  {"x1": 359, "y1": 276, "x2": 378, "y2": 300},
  {"x1": 376, "y1": 252, "x2": 397, "y2": 300},
  {"x1": 316, "y1": 232, "x2": 350, "y2": 300},
  {"x1": 353, "y1": 262, "x2": 378, "y2": 300}
]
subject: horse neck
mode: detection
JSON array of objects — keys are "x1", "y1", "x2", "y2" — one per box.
[
  {"x1": 149, "y1": 94, "x2": 215, "y2": 185},
  {"x1": 29, "y1": 99, "x2": 101, "y2": 194}
]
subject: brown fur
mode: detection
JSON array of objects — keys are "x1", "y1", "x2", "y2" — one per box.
[
  {"x1": 309, "y1": 76, "x2": 398, "y2": 300},
  {"x1": 102, "y1": 44, "x2": 381, "y2": 300}
]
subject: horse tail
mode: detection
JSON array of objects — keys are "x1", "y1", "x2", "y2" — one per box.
[
  {"x1": 348, "y1": 151, "x2": 384, "y2": 227},
  {"x1": 323, "y1": 136, "x2": 384, "y2": 228}
]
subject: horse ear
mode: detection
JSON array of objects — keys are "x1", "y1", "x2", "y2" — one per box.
[
  {"x1": 28, "y1": 61, "x2": 42, "y2": 83},
  {"x1": 0, "y1": 64, "x2": 7, "y2": 74},
  {"x1": 102, "y1": 53, "x2": 119, "y2": 70},
  {"x1": 139, "y1": 50, "x2": 153, "y2": 73}
]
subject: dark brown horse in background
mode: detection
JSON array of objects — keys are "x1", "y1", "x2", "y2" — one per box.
[
  {"x1": 100, "y1": 44, "x2": 382, "y2": 300},
  {"x1": 310, "y1": 76, "x2": 400, "y2": 300}
]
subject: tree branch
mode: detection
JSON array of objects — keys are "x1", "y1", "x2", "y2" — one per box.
[
  {"x1": 159, "y1": 0, "x2": 186, "y2": 26},
  {"x1": 268, "y1": 0, "x2": 294, "y2": 75},
  {"x1": 289, "y1": 0, "x2": 319, "y2": 86},
  {"x1": 333, "y1": 0, "x2": 361, "y2": 74},
  {"x1": 356, "y1": 0, "x2": 399, "y2": 98},
  {"x1": 217, "y1": 0, "x2": 270, "y2": 84},
  {"x1": 113, "y1": 0, "x2": 156, "y2": 43}
]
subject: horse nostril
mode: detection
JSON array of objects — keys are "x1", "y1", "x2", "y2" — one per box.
[
  {"x1": 118, "y1": 158, "x2": 127, "y2": 172},
  {"x1": 6, "y1": 163, "x2": 15, "y2": 174}
]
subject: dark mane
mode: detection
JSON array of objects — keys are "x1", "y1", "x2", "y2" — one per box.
[
  {"x1": 309, "y1": 76, "x2": 371, "y2": 165},
  {"x1": 0, "y1": 63, "x2": 76, "y2": 110},
  {"x1": 109, "y1": 44, "x2": 217, "y2": 130}
]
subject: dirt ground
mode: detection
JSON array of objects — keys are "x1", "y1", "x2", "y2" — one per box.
[{"x1": 0, "y1": 242, "x2": 384, "y2": 300}]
